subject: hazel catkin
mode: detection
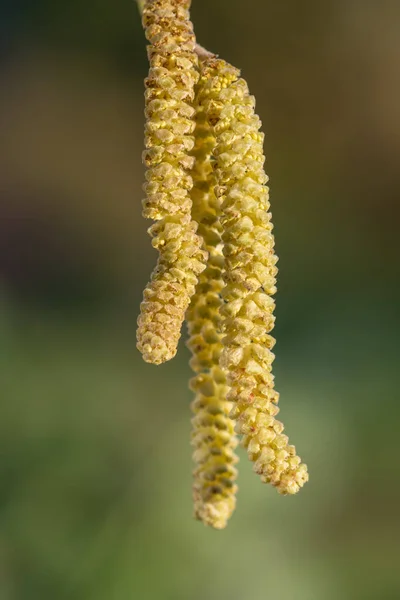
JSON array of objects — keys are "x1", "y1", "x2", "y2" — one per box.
[
  {"x1": 186, "y1": 68, "x2": 238, "y2": 529},
  {"x1": 134, "y1": 0, "x2": 309, "y2": 525},
  {"x1": 200, "y1": 57, "x2": 308, "y2": 495},
  {"x1": 136, "y1": 0, "x2": 207, "y2": 365}
]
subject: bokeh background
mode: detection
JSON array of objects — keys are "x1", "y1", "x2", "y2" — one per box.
[{"x1": 1, "y1": 0, "x2": 399, "y2": 598}]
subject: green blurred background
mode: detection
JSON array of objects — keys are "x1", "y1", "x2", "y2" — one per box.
[{"x1": 0, "y1": 0, "x2": 399, "y2": 598}]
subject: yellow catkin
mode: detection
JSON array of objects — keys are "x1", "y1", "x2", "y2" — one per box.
[
  {"x1": 186, "y1": 69, "x2": 239, "y2": 529},
  {"x1": 200, "y1": 58, "x2": 308, "y2": 495},
  {"x1": 136, "y1": 0, "x2": 207, "y2": 364}
]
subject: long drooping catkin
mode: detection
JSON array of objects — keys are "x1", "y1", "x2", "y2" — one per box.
[
  {"x1": 136, "y1": 0, "x2": 207, "y2": 364},
  {"x1": 186, "y1": 69, "x2": 238, "y2": 529},
  {"x1": 201, "y1": 58, "x2": 308, "y2": 495}
]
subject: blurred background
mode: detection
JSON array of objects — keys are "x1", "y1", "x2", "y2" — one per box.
[{"x1": 0, "y1": 0, "x2": 399, "y2": 598}]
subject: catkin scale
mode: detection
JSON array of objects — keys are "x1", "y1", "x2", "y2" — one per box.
[
  {"x1": 186, "y1": 69, "x2": 239, "y2": 529},
  {"x1": 200, "y1": 58, "x2": 308, "y2": 495},
  {"x1": 136, "y1": 0, "x2": 207, "y2": 365}
]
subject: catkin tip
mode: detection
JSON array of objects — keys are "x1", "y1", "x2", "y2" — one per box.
[{"x1": 194, "y1": 497, "x2": 237, "y2": 530}]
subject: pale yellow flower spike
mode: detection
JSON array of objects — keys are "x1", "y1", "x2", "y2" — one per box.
[
  {"x1": 186, "y1": 68, "x2": 239, "y2": 529},
  {"x1": 136, "y1": 0, "x2": 207, "y2": 364},
  {"x1": 200, "y1": 57, "x2": 308, "y2": 495}
]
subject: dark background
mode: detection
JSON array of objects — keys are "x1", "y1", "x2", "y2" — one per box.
[{"x1": 0, "y1": 1, "x2": 399, "y2": 598}]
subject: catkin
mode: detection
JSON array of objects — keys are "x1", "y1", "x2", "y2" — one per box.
[
  {"x1": 186, "y1": 68, "x2": 239, "y2": 529},
  {"x1": 136, "y1": 0, "x2": 207, "y2": 364},
  {"x1": 200, "y1": 58, "x2": 308, "y2": 495}
]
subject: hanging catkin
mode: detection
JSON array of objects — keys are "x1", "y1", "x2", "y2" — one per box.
[
  {"x1": 135, "y1": 0, "x2": 309, "y2": 527},
  {"x1": 200, "y1": 57, "x2": 308, "y2": 495},
  {"x1": 136, "y1": 0, "x2": 207, "y2": 365},
  {"x1": 186, "y1": 66, "x2": 239, "y2": 529}
]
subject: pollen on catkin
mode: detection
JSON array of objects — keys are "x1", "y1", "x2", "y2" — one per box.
[
  {"x1": 200, "y1": 57, "x2": 308, "y2": 495},
  {"x1": 136, "y1": 0, "x2": 207, "y2": 365},
  {"x1": 186, "y1": 69, "x2": 239, "y2": 529}
]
